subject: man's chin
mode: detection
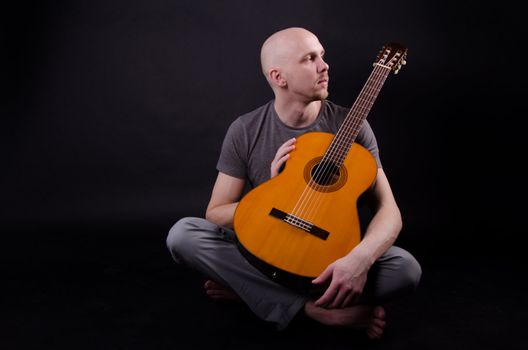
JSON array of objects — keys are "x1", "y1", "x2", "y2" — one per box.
[
  {"x1": 316, "y1": 90, "x2": 329, "y2": 100},
  {"x1": 306, "y1": 90, "x2": 329, "y2": 103}
]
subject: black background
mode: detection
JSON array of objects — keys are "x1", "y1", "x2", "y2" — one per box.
[{"x1": 2, "y1": 1, "x2": 526, "y2": 349}]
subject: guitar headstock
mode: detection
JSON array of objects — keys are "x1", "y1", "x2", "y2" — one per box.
[{"x1": 374, "y1": 43, "x2": 408, "y2": 74}]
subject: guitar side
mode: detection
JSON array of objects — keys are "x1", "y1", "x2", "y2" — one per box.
[{"x1": 234, "y1": 131, "x2": 377, "y2": 278}]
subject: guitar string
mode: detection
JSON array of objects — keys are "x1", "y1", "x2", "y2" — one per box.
[
  {"x1": 289, "y1": 64, "x2": 389, "y2": 225},
  {"x1": 300, "y1": 66, "x2": 390, "y2": 223},
  {"x1": 292, "y1": 65, "x2": 389, "y2": 224},
  {"x1": 300, "y1": 66, "x2": 388, "y2": 227},
  {"x1": 287, "y1": 47, "x2": 400, "y2": 222},
  {"x1": 288, "y1": 65, "x2": 384, "y2": 222}
]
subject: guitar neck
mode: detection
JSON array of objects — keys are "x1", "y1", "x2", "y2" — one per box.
[{"x1": 325, "y1": 63, "x2": 392, "y2": 166}]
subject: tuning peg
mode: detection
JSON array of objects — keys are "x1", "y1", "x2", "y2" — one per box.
[{"x1": 401, "y1": 60, "x2": 407, "y2": 65}]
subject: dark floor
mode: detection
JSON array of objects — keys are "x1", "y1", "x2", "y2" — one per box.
[{"x1": 3, "y1": 223, "x2": 527, "y2": 350}]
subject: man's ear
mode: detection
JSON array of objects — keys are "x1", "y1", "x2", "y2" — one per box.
[{"x1": 269, "y1": 68, "x2": 287, "y2": 88}]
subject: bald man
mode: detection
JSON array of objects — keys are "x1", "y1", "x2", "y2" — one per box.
[{"x1": 166, "y1": 27, "x2": 421, "y2": 339}]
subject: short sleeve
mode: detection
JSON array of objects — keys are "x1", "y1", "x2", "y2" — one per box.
[
  {"x1": 216, "y1": 118, "x2": 248, "y2": 179},
  {"x1": 356, "y1": 120, "x2": 382, "y2": 168}
]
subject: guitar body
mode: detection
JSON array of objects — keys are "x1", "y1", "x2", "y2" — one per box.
[
  {"x1": 234, "y1": 42, "x2": 407, "y2": 283},
  {"x1": 234, "y1": 131, "x2": 377, "y2": 280}
]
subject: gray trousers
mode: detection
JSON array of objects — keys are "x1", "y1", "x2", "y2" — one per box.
[{"x1": 166, "y1": 217, "x2": 421, "y2": 330}]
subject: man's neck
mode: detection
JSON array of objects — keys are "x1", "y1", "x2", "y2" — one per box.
[{"x1": 274, "y1": 98, "x2": 323, "y2": 128}]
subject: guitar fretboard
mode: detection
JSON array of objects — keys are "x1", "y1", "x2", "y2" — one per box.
[{"x1": 324, "y1": 64, "x2": 391, "y2": 167}]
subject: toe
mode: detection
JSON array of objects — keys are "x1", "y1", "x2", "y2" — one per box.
[{"x1": 373, "y1": 306, "x2": 386, "y2": 319}]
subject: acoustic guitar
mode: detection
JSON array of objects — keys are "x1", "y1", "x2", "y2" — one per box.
[{"x1": 234, "y1": 43, "x2": 408, "y2": 287}]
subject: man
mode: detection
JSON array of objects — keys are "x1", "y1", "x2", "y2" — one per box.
[{"x1": 166, "y1": 27, "x2": 421, "y2": 339}]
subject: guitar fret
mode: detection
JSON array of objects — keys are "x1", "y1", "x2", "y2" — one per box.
[{"x1": 323, "y1": 65, "x2": 391, "y2": 167}]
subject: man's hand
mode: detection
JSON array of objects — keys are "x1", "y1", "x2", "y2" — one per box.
[
  {"x1": 311, "y1": 251, "x2": 371, "y2": 309},
  {"x1": 270, "y1": 137, "x2": 296, "y2": 178}
]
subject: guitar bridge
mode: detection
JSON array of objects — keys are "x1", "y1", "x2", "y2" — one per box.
[{"x1": 268, "y1": 208, "x2": 329, "y2": 240}]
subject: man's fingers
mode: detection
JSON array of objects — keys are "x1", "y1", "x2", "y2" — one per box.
[
  {"x1": 275, "y1": 144, "x2": 295, "y2": 161},
  {"x1": 283, "y1": 137, "x2": 296, "y2": 147},
  {"x1": 314, "y1": 282, "x2": 338, "y2": 307},
  {"x1": 271, "y1": 154, "x2": 290, "y2": 177},
  {"x1": 312, "y1": 265, "x2": 333, "y2": 285},
  {"x1": 276, "y1": 154, "x2": 290, "y2": 168},
  {"x1": 342, "y1": 292, "x2": 355, "y2": 308},
  {"x1": 277, "y1": 138, "x2": 296, "y2": 157},
  {"x1": 271, "y1": 138, "x2": 296, "y2": 178}
]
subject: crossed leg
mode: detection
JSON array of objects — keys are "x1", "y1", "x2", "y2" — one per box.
[{"x1": 203, "y1": 279, "x2": 386, "y2": 339}]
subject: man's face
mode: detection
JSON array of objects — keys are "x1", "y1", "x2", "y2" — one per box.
[{"x1": 282, "y1": 34, "x2": 330, "y2": 102}]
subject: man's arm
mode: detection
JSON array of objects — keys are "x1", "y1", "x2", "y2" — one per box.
[
  {"x1": 206, "y1": 137, "x2": 294, "y2": 227},
  {"x1": 353, "y1": 167, "x2": 402, "y2": 265},
  {"x1": 205, "y1": 172, "x2": 246, "y2": 228},
  {"x1": 312, "y1": 168, "x2": 402, "y2": 308}
]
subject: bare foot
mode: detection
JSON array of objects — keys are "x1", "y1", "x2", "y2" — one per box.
[
  {"x1": 203, "y1": 280, "x2": 240, "y2": 301},
  {"x1": 304, "y1": 301, "x2": 386, "y2": 339}
]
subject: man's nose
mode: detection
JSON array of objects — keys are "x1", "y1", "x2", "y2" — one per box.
[{"x1": 318, "y1": 58, "x2": 329, "y2": 72}]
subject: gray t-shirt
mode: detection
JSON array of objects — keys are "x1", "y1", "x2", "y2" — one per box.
[{"x1": 217, "y1": 99, "x2": 381, "y2": 189}]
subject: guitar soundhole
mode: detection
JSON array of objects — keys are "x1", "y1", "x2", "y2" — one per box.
[
  {"x1": 304, "y1": 157, "x2": 347, "y2": 193},
  {"x1": 311, "y1": 161, "x2": 340, "y2": 186}
]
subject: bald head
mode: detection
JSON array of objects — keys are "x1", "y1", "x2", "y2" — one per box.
[{"x1": 260, "y1": 27, "x2": 320, "y2": 79}]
